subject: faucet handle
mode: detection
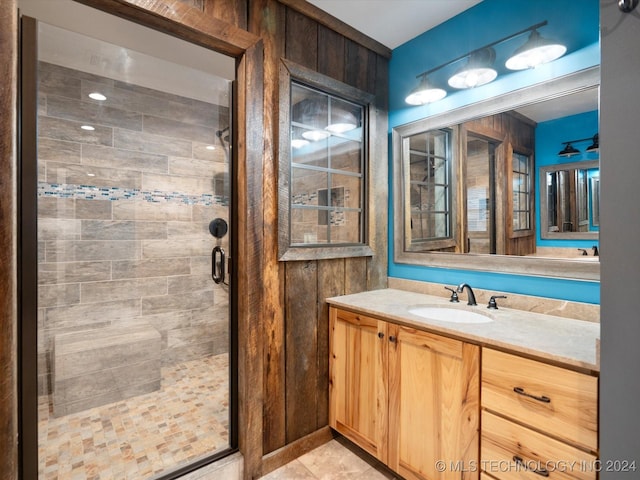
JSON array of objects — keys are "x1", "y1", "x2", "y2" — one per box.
[
  {"x1": 444, "y1": 286, "x2": 460, "y2": 303},
  {"x1": 487, "y1": 295, "x2": 507, "y2": 309}
]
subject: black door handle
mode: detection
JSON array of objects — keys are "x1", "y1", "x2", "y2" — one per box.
[{"x1": 212, "y1": 246, "x2": 226, "y2": 284}]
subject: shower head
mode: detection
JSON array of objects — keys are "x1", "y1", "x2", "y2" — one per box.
[{"x1": 216, "y1": 127, "x2": 230, "y2": 144}]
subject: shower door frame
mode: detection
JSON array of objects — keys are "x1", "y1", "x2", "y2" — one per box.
[{"x1": 18, "y1": 1, "x2": 264, "y2": 478}]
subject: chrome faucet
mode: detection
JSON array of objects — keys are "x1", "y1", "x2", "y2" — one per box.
[{"x1": 457, "y1": 283, "x2": 477, "y2": 306}]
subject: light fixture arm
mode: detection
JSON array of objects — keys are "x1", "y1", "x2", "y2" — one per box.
[
  {"x1": 413, "y1": 21, "x2": 548, "y2": 80},
  {"x1": 619, "y1": 0, "x2": 639, "y2": 12},
  {"x1": 561, "y1": 137, "x2": 594, "y2": 146}
]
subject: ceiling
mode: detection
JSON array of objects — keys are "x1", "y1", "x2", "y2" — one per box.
[{"x1": 307, "y1": 0, "x2": 483, "y2": 49}]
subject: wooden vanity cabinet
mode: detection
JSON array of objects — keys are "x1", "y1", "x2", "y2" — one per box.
[
  {"x1": 481, "y1": 348, "x2": 599, "y2": 480},
  {"x1": 329, "y1": 307, "x2": 480, "y2": 480},
  {"x1": 328, "y1": 307, "x2": 389, "y2": 461}
]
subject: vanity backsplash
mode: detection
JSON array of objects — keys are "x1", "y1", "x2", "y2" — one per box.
[{"x1": 388, "y1": 277, "x2": 600, "y2": 323}]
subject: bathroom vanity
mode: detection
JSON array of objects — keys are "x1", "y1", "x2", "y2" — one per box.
[{"x1": 327, "y1": 289, "x2": 599, "y2": 480}]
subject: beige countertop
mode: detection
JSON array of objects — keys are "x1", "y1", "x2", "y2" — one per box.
[{"x1": 327, "y1": 288, "x2": 600, "y2": 372}]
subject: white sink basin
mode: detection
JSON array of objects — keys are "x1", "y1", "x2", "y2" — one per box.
[{"x1": 407, "y1": 306, "x2": 493, "y2": 324}]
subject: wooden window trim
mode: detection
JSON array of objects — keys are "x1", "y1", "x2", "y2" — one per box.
[
  {"x1": 278, "y1": 58, "x2": 374, "y2": 261},
  {"x1": 507, "y1": 145, "x2": 535, "y2": 239}
]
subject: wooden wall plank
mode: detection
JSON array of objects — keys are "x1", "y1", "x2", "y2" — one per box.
[
  {"x1": 318, "y1": 25, "x2": 345, "y2": 82},
  {"x1": 250, "y1": 0, "x2": 288, "y2": 455},
  {"x1": 345, "y1": 257, "x2": 368, "y2": 294},
  {"x1": 367, "y1": 53, "x2": 389, "y2": 291},
  {"x1": 285, "y1": 8, "x2": 318, "y2": 69},
  {"x1": 277, "y1": 0, "x2": 391, "y2": 59},
  {"x1": 344, "y1": 39, "x2": 376, "y2": 93},
  {"x1": 0, "y1": 1, "x2": 18, "y2": 478},
  {"x1": 316, "y1": 259, "x2": 346, "y2": 428},
  {"x1": 236, "y1": 38, "x2": 267, "y2": 480},
  {"x1": 285, "y1": 260, "x2": 320, "y2": 441}
]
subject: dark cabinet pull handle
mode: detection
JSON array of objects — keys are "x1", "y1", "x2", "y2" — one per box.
[
  {"x1": 212, "y1": 246, "x2": 226, "y2": 284},
  {"x1": 377, "y1": 332, "x2": 384, "y2": 339},
  {"x1": 513, "y1": 456, "x2": 550, "y2": 477},
  {"x1": 389, "y1": 335, "x2": 397, "y2": 343},
  {"x1": 513, "y1": 386, "x2": 551, "y2": 403}
]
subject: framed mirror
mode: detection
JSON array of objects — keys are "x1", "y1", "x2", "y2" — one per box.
[
  {"x1": 540, "y1": 160, "x2": 599, "y2": 239},
  {"x1": 392, "y1": 67, "x2": 600, "y2": 280}
]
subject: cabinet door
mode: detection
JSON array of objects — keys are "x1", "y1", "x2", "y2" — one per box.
[
  {"x1": 388, "y1": 325, "x2": 480, "y2": 480},
  {"x1": 329, "y1": 308, "x2": 388, "y2": 462}
]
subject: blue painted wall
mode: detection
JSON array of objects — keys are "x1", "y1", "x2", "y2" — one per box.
[{"x1": 388, "y1": 0, "x2": 601, "y2": 304}]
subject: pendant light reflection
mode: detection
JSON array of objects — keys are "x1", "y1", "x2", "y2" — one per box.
[
  {"x1": 405, "y1": 74, "x2": 447, "y2": 105},
  {"x1": 558, "y1": 134, "x2": 599, "y2": 157},
  {"x1": 558, "y1": 142, "x2": 580, "y2": 157},
  {"x1": 292, "y1": 91, "x2": 360, "y2": 144},
  {"x1": 291, "y1": 138, "x2": 310, "y2": 149},
  {"x1": 327, "y1": 98, "x2": 359, "y2": 133},
  {"x1": 505, "y1": 30, "x2": 567, "y2": 70},
  {"x1": 448, "y1": 48, "x2": 497, "y2": 89},
  {"x1": 586, "y1": 133, "x2": 599, "y2": 152}
]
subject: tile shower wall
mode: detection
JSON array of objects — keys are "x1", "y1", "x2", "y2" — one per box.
[{"x1": 37, "y1": 61, "x2": 230, "y2": 399}]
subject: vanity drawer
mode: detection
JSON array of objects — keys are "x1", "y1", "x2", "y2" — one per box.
[
  {"x1": 482, "y1": 411, "x2": 597, "y2": 480},
  {"x1": 482, "y1": 348, "x2": 597, "y2": 451}
]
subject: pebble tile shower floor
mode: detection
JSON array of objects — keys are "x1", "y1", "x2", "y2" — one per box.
[{"x1": 38, "y1": 354, "x2": 229, "y2": 480}]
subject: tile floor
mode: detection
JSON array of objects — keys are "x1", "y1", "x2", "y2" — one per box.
[
  {"x1": 38, "y1": 353, "x2": 230, "y2": 480},
  {"x1": 259, "y1": 437, "x2": 399, "y2": 480}
]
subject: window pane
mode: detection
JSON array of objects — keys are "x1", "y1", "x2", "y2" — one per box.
[
  {"x1": 288, "y1": 80, "x2": 366, "y2": 248},
  {"x1": 330, "y1": 138, "x2": 361, "y2": 174},
  {"x1": 292, "y1": 167, "x2": 327, "y2": 207},
  {"x1": 406, "y1": 129, "x2": 451, "y2": 246},
  {"x1": 512, "y1": 152, "x2": 531, "y2": 232}
]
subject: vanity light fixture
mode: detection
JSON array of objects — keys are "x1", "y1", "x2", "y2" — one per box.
[
  {"x1": 405, "y1": 74, "x2": 447, "y2": 105},
  {"x1": 448, "y1": 48, "x2": 497, "y2": 89},
  {"x1": 405, "y1": 20, "x2": 567, "y2": 105},
  {"x1": 505, "y1": 30, "x2": 566, "y2": 70},
  {"x1": 558, "y1": 134, "x2": 599, "y2": 157}
]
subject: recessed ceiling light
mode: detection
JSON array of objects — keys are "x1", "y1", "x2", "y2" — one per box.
[
  {"x1": 206, "y1": 145, "x2": 216, "y2": 150},
  {"x1": 88, "y1": 92, "x2": 107, "y2": 101},
  {"x1": 81, "y1": 125, "x2": 95, "y2": 131}
]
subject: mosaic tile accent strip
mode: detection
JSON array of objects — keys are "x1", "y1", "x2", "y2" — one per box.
[
  {"x1": 39, "y1": 354, "x2": 230, "y2": 480},
  {"x1": 38, "y1": 182, "x2": 229, "y2": 206}
]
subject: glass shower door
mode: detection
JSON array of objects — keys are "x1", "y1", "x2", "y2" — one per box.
[{"x1": 26, "y1": 14, "x2": 234, "y2": 479}]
